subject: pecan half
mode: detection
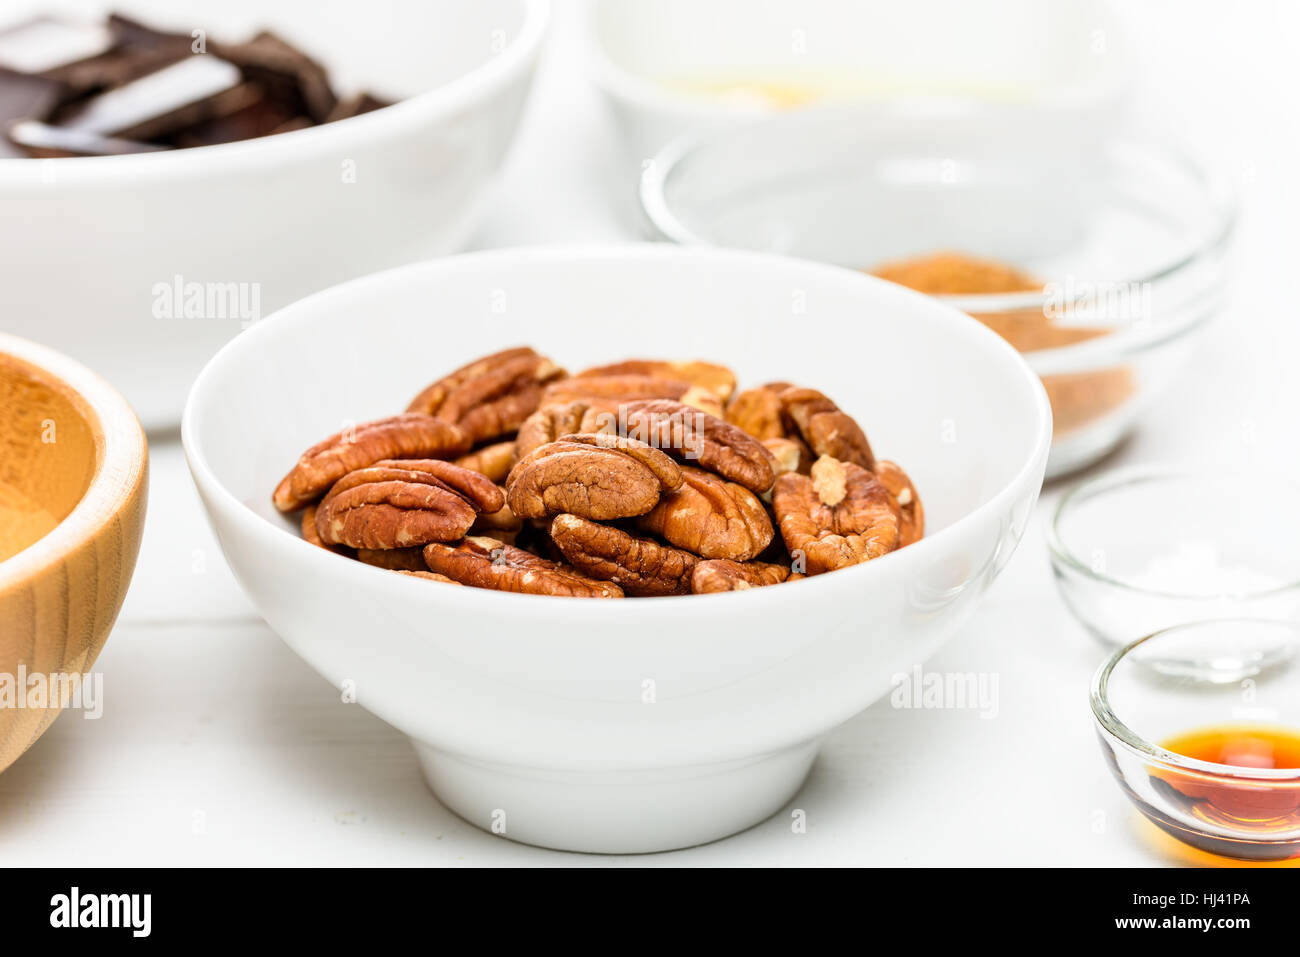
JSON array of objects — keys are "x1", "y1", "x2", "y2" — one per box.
[
  {"x1": 873, "y1": 459, "x2": 924, "y2": 547},
  {"x1": 691, "y1": 558, "x2": 792, "y2": 594},
  {"x1": 300, "y1": 505, "x2": 351, "y2": 555},
  {"x1": 357, "y1": 547, "x2": 427, "y2": 571},
  {"x1": 618, "y1": 399, "x2": 777, "y2": 494},
  {"x1": 763, "y1": 437, "x2": 812, "y2": 477},
  {"x1": 407, "y1": 347, "x2": 566, "y2": 444},
  {"x1": 471, "y1": 499, "x2": 522, "y2": 535},
  {"x1": 725, "y1": 384, "x2": 789, "y2": 440},
  {"x1": 506, "y1": 433, "x2": 682, "y2": 521},
  {"x1": 635, "y1": 466, "x2": 773, "y2": 561},
  {"x1": 576, "y1": 359, "x2": 736, "y2": 402},
  {"x1": 773, "y1": 455, "x2": 899, "y2": 574},
  {"x1": 514, "y1": 400, "x2": 599, "y2": 459},
  {"x1": 542, "y1": 374, "x2": 723, "y2": 419},
  {"x1": 316, "y1": 460, "x2": 504, "y2": 549},
  {"x1": 397, "y1": 570, "x2": 459, "y2": 584},
  {"x1": 550, "y1": 514, "x2": 697, "y2": 597},
  {"x1": 370, "y1": 459, "x2": 505, "y2": 512},
  {"x1": 423, "y1": 536, "x2": 624, "y2": 598},
  {"x1": 454, "y1": 441, "x2": 517, "y2": 483},
  {"x1": 273, "y1": 414, "x2": 471, "y2": 511},
  {"x1": 778, "y1": 388, "x2": 875, "y2": 470}
]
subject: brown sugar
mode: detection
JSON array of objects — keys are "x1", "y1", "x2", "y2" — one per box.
[
  {"x1": 871, "y1": 251, "x2": 1042, "y2": 296},
  {"x1": 870, "y1": 251, "x2": 1137, "y2": 438}
]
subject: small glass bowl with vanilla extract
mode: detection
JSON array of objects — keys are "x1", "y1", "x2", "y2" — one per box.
[{"x1": 1092, "y1": 619, "x2": 1300, "y2": 861}]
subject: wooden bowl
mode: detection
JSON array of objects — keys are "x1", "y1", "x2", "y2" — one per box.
[{"x1": 0, "y1": 332, "x2": 147, "y2": 774}]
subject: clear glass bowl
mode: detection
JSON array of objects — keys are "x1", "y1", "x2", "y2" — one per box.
[
  {"x1": 640, "y1": 104, "x2": 1236, "y2": 478},
  {"x1": 1091, "y1": 620, "x2": 1300, "y2": 861},
  {"x1": 1049, "y1": 467, "x2": 1300, "y2": 650}
]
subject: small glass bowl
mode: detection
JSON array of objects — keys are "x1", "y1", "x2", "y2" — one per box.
[
  {"x1": 1049, "y1": 467, "x2": 1300, "y2": 650},
  {"x1": 640, "y1": 104, "x2": 1236, "y2": 478},
  {"x1": 1091, "y1": 619, "x2": 1300, "y2": 861}
]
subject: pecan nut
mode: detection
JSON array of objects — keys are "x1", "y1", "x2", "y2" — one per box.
[
  {"x1": 635, "y1": 466, "x2": 773, "y2": 561},
  {"x1": 454, "y1": 441, "x2": 517, "y2": 483},
  {"x1": 550, "y1": 514, "x2": 697, "y2": 597},
  {"x1": 315, "y1": 459, "x2": 505, "y2": 549},
  {"x1": 618, "y1": 399, "x2": 778, "y2": 494},
  {"x1": 773, "y1": 455, "x2": 899, "y2": 574},
  {"x1": 273, "y1": 414, "x2": 471, "y2": 511},
  {"x1": 407, "y1": 347, "x2": 566, "y2": 444},
  {"x1": 356, "y1": 547, "x2": 427, "y2": 571},
  {"x1": 691, "y1": 558, "x2": 793, "y2": 594},
  {"x1": 300, "y1": 504, "x2": 351, "y2": 555},
  {"x1": 778, "y1": 388, "x2": 875, "y2": 470},
  {"x1": 396, "y1": 570, "x2": 459, "y2": 584},
  {"x1": 762, "y1": 436, "x2": 812, "y2": 478},
  {"x1": 505, "y1": 432, "x2": 682, "y2": 521},
  {"x1": 471, "y1": 499, "x2": 522, "y2": 535},
  {"x1": 514, "y1": 400, "x2": 600, "y2": 459},
  {"x1": 423, "y1": 536, "x2": 624, "y2": 597},
  {"x1": 873, "y1": 459, "x2": 924, "y2": 547},
  {"x1": 541, "y1": 374, "x2": 724, "y2": 419},
  {"x1": 725, "y1": 383, "x2": 793, "y2": 440},
  {"x1": 576, "y1": 359, "x2": 737, "y2": 402}
]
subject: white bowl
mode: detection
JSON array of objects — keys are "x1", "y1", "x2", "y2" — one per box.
[
  {"x1": 585, "y1": 0, "x2": 1129, "y2": 162},
  {"x1": 0, "y1": 0, "x2": 549, "y2": 430},
  {"x1": 183, "y1": 245, "x2": 1051, "y2": 853}
]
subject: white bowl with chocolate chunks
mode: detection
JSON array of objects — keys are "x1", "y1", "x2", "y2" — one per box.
[
  {"x1": 0, "y1": 0, "x2": 549, "y2": 428},
  {"x1": 183, "y1": 245, "x2": 1052, "y2": 853}
]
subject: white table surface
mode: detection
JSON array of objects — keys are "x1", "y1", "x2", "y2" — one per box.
[{"x1": 4, "y1": 0, "x2": 1298, "y2": 866}]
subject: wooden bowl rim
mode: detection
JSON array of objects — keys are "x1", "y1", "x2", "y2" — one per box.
[{"x1": 0, "y1": 332, "x2": 147, "y2": 592}]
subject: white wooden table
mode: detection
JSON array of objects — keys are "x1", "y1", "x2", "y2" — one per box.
[{"x1": 3, "y1": 0, "x2": 1297, "y2": 866}]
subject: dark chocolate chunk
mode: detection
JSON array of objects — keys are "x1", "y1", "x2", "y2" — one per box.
[
  {"x1": 170, "y1": 82, "x2": 303, "y2": 148},
  {"x1": 324, "y1": 92, "x2": 392, "y2": 123},
  {"x1": 53, "y1": 55, "x2": 243, "y2": 140},
  {"x1": 212, "y1": 31, "x2": 337, "y2": 123},
  {"x1": 39, "y1": 13, "x2": 194, "y2": 95}
]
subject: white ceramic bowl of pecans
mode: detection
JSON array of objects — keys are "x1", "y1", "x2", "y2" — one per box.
[{"x1": 183, "y1": 245, "x2": 1051, "y2": 853}]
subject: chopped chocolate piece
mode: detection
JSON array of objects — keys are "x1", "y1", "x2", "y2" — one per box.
[
  {"x1": 0, "y1": 68, "x2": 62, "y2": 156},
  {"x1": 212, "y1": 31, "x2": 337, "y2": 123},
  {"x1": 53, "y1": 55, "x2": 243, "y2": 140},
  {"x1": 39, "y1": 13, "x2": 194, "y2": 95},
  {"x1": 170, "y1": 83, "x2": 302, "y2": 148},
  {"x1": 6, "y1": 118, "x2": 168, "y2": 157},
  {"x1": 0, "y1": 16, "x2": 114, "y2": 75},
  {"x1": 268, "y1": 115, "x2": 312, "y2": 135},
  {"x1": 324, "y1": 92, "x2": 392, "y2": 123}
]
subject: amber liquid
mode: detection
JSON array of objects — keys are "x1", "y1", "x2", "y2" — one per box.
[{"x1": 1142, "y1": 724, "x2": 1300, "y2": 861}]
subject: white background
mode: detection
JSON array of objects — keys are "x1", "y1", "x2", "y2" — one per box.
[{"x1": 3, "y1": 0, "x2": 1297, "y2": 866}]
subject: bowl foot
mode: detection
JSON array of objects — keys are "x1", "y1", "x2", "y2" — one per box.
[{"x1": 413, "y1": 739, "x2": 820, "y2": 854}]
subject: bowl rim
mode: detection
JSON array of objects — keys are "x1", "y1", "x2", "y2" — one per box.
[
  {"x1": 182, "y1": 243, "x2": 1052, "y2": 617},
  {"x1": 639, "y1": 105, "x2": 1237, "y2": 360},
  {"x1": 0, "y1": 332, "x2": 148, "y2": 592},
  {"x1": 0, "y1": 0, "x2": 550, "y2": 182},
  {"x1": 1090, "y1": 617, "x2": 1300, "y2": 782},
  {"x1": 1049, "y1": 464, "x2": 1300, "y2": 601},
  {"x1": 582, "y1": 0, "x2": 1130, "y2": 125}
]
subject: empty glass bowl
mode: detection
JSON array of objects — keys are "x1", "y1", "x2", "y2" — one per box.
[
  {"x1": 1050, "y1": 467, "x2": 1300, "y2": 649},
  {"x1": 641, "y1": 104, "x2": 1236, "y2": 477},
  {"x1": 1092, "y1": 619, "x2": 1300, "y2": 861}
]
